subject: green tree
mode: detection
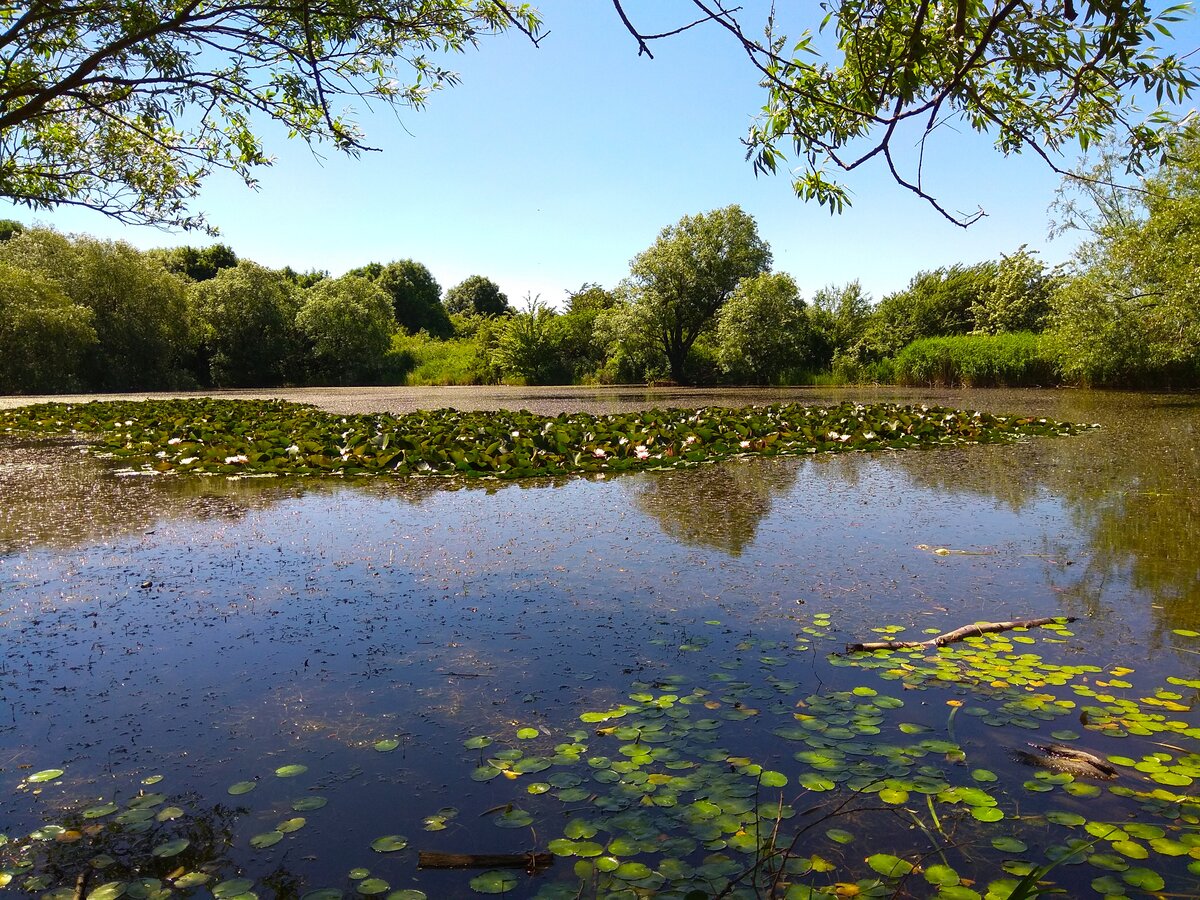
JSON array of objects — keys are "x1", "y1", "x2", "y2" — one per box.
[
  {"x1": 809, "y1": 280, "x2": 872, "y2": 369},
  {"x1": 1047, "y1": 127, "x2": 1200, "y2": 386},
  {"x1": 855, "y1": 262, "x2": 998, "y2": 361},
  {"x1": 444, "y1": 275, "x2": 511, "y2": 317},
  {"x1": 492, "y1": 295, "x2": 564, "y2": 384},
  {"x1": 0, "y1": 1, "x2": 540, "y2": 230},
  {"x1": 618, "y1": 2, "x2": 1198, "y2": 224},
  {"x1": 295, "y1": 275, "x2": 396, "y2": 384},
  {"x1": 624, "y1": 205, "x2": 772, "y2": 383},
  {"x1": 716, "y1": 272, "x2": 812, "y2": 384},
  {"x1": 971, "y1": 247, "x2": 1061, "y2": 335},
  {"x1": 188, "y1": 262, "x2": 300, "y2": 387},
  {"x1": 588, "y1": 287, "x2": 667, "y2": 384},
  {"x1": 0, "y1": 228, "x2": 191, "y2": 389},
  {"x1": 349, "y1": 260, "x2": 452, "y2": 337},
  {"x1": 558, "y1": 283, "x2": 617, "y2": 382},
  {"x1": 150, "y1": 245, "x2": 239, "y2": 282},
  {"x1": 0, "y1": 262, "x2": 96, "y2": 393}
]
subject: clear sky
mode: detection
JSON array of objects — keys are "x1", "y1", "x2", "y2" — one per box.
[{"x1": 4, "y1": 1, "x2": 1198, "y2": 307}]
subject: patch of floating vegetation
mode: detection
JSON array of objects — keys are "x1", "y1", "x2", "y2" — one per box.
[
  {"x1": 0, "y1": 398, "x2": 1095, "y2": 479},
  {"x1": 8, "y1": 619, "x2": 1200, "y2": 898}
]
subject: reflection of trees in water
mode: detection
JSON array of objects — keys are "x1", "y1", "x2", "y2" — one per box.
[
  {"x1": 628, "y1": 457, "x2": 802, "y2": 555},
  {"x1": 0, "y1": 437, "x2": 567, "y2": 554},
  {"x1": 886, "y1": 393, "x2": 1200, "y2": 635},
  {"x1": 2, "y1": 795, "x2": 245, "y2": 896}
]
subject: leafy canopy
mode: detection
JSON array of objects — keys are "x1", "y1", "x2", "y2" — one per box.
[
  {"x1": 0, "y1": 0, "x2": 540, "y2": 230},
  {"x1": 625, "y1": 204, "x2": 772, "y2": 383},
  {"x1": 1047, "y1": 125, "x2": 1200, "y2": 385},
  {"x1": 616, "y1": 0, "x2": 1199, "y2": 224}
]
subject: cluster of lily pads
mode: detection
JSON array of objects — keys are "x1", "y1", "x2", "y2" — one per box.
[
  {"x1": 1, "y1": 762, "x2": 427, "y2": 900},
  {"x1": 454, "y1": 618, "x2": 1200, "y2": 898},
  {"x1": 0, "y1": 398, "x2": 1095, "y2": 479},
  {"x1": 7, "y1": 617, "x2": 1200, "y2": 898}
]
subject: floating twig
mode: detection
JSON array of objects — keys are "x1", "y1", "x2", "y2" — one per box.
[{"x1": 845, "y1": 616, "x2": 1077, "y2": 653}]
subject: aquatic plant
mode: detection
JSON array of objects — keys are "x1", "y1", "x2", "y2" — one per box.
[{"x1": 0, "y1": 398, "x2": 1095, "y2": 480}]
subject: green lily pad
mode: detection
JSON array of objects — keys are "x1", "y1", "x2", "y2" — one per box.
[
  {"x1": 371, "y1": 834, "x2": 409, "y2": 852},
  {"x1": 867, "y1": 853, "x2": 915, "y2": 877},
  {"x1": 227, "y1": 780, "x2": 257, "y2": 795},
  {"x1": 250, "y1": 831, "x2": 284, "y2": 849},
  {"x1": 26, "y1": 768, "x2": 64, "y2": 783},
  {"x1": 468, "y1": 870, "x2": 519, "y2": 894},
  {"x1": 213, "y1": 880, "x2": 256, "y2": 898},
  {"x1": 275, "y1": 764, "x2": 308, "y2": 777},
  {"x1": 151, "y1": 838, "x2": 189, "y2": 857}
]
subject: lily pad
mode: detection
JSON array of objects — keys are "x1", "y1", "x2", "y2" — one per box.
[
  {"x1": 371, "y1": 834, "x2": 409, "y2": 852},
  {"x1": 468, "y1": 870, "x2": 519, "y2": 894}
]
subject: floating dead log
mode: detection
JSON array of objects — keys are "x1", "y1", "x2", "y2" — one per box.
[
  {"x1": 844, "y1": 616, "x2": 1077, "y2": 653},
  {"x1": 417, "y1": 851, "x2": 554, "y2": 870}
]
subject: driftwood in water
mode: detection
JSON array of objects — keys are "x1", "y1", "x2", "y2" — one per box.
[
  {"x1": 1015, "y1": 742, "x2": 1119, "y2": 779},
  {"x1": 845, "y1": 616, "x2": 1077, "y2": 653},
  {"x1": 418, "y1": 851, "x2": 554, "y2": 870}
]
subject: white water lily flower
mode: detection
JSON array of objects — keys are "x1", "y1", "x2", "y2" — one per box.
[
  {"x1": 863, "y1": 431, "x2": 876, "y2": 440},
  {"x1": 167, "y1": 437, "x2": 182, "y2": 445},
  {"x1": 593, "y1": 448, "x2": 607, "y2": 458},
  {"x1": 155, "y1": 451, "x2": 167, "y2": 458},
  {"x1": 839, "y1": 433, "x2": 851, "y2": 442},
  {"x1": 684, "y1": 435, "x2": 698, "y2": 445},
  {"x1": 224, "y1": 454, "x2": 249, "y2": 464},
  {"x1": 827, "y1": 431, "x2": 841, "y2": 441},
  {"x1": 634, "y1": 445, "x2": 650, "y2": 459},
  {"x1": 739, "y1": 440, "x2": 751, "y2": 449},
  {"x1": 511, "y1": 430, "x2": 520, "y2": 439},
  {"x1": 180, "y1": 457, "x2": 198, "y2": 465},
  {"x1": 286, "y1": 444, "x2": 300, "y2": 456}
]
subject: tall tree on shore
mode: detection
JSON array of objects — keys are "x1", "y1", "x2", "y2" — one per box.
[{"x1": 625, "y1": 205, "x2": 771, "y2": 383}]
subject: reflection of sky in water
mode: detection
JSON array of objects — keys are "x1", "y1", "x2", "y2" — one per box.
[{"x1": 1, "y1": 389, "x2": 1199, "y2": 895}]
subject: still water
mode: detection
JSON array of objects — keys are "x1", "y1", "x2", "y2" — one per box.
[{"x1": 0, "y1": 387, "x2": 1197, "y2": 898}]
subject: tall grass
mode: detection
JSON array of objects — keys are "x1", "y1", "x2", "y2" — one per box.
[
  {"x1": 387, "y1": 332, "x2": 482, "y2": 386},
  {"x1": 893, "y1": 332, "x2": 1058, "y2": 387}
]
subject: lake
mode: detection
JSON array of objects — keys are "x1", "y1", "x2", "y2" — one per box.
[{"x1": 1, "y1": 386, "x2": 1198, "y2": 899}]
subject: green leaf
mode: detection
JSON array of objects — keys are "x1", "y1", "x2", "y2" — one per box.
[{"x1": 867, "y1": 853, "x2": 915, "y2": 877}]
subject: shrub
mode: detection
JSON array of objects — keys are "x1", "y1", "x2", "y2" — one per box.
[
  {"x1": 492, "y1": 296, "x2": 565, "y2": 385},
  {"x1": 894, "y1": 332, "x2": 1059, "y2": 387}
]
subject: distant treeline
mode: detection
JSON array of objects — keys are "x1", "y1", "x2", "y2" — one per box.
[{"x1": 1, "y1": 130, "x2": 1197, "y2": 394}]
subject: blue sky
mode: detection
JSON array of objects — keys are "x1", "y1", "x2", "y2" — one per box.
[{"x1": 4, "y1": 1, "x2": 1198, "y2": 307}]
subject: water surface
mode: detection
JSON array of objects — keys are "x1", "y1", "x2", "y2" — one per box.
[{"x1": 1, "y1": 388, "x2": 1198, "y2": 898}]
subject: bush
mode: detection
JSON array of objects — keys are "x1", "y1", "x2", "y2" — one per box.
[
  {"x1": 893, "y1": 333, "x2": 1059, "y2": 387},
  {"x1": 492, "y1": 297, "x2": 565, "y2": 384},
  {"x1": 831, "y1": 354, "x2": 895, "y2": 385}
]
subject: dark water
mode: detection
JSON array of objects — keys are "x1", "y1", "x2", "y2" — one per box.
[{"x1": 1, "y1": 388, "x2": 1198, "y2": 898}]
